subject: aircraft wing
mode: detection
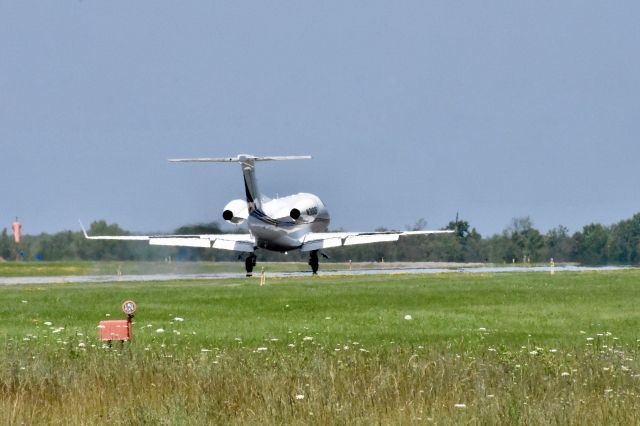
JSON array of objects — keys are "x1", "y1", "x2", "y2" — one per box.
[
  {"x1": 80, "y1": 223, "x2": 255, "y2": 252},
  {"x1": 300, "y1": 230, "x2": 454, "y2": 252}
]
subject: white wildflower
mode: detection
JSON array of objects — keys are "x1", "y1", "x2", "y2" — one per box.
[
  {"x1": 296, "y1": 394, "x2": 305, "y2": 400},
  {"x1": 478, "y1": 327, "x2": 487, "y2": 332},
  {"x1": 174, "y1": 317, "x2": 184, "y2": 322},
  {"x1": 454, "y1": 403, "x2": 466, "y2": 409},
  {"x1": 44, "y1": 321, "x2": 52, "y2": 326},
  {"x1": 561, "y1": 372, "x2": 570, "y2": 377},
  {"x1": 257, "y1": 347, "x2": 268, "y2": 351},
  {"x1": 156, "y1": 328, "x2": 165, "y2": 333},
  {"x1": 303, "y1": 336, "x2": 313, "y2": 341},
  {"x1": 404, "y1": 314, "x2": 413, "y2": 320},
  {"x1": 201, "y1": 349, "x2": 211, "y2": 353},
  {"x1": 78, "y1": 342, "x2": 85, "y2": 348}
]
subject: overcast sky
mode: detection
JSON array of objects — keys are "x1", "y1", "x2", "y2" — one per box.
[{"x1": 1, "y1": 1, "x2": 639, "y2": 237}]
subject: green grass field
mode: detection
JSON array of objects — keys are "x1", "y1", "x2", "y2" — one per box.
[
  {"x1": 2, "y1": 270, "x2": 640, "y2": 424},
  {"x1": 0, "y1": 260, "x2": 312, "y2": 277}
]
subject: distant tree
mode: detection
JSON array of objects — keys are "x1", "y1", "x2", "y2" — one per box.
[
  {"x1": 506, "y1": 217, "x2": 544, "y2": 262},
  {"x1": 408, "y1": 218, "x2": 427, "y2": 232},
  {"x1": 608, "y1": 213, "x2": 640, "y2": 264},
  {"x1": 0, "y1": 228, "x2": 11, "y2": 260},
  {"x1": 572, "y1": 223, "x2": 610, "y2": 265},
  {"x1": 544, "y1": 225, "x2": 574, "y2": 262}
]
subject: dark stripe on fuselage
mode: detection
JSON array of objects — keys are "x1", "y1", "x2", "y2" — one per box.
[{"x1": 250, "y1": 209, "x2": 296, "y2": 228}]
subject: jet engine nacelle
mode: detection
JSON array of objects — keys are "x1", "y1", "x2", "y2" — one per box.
[
  {"x1": 222, "y1": 199, "x2": 249, "y2": 225},
  {"x1": 289, "y1": 197, "x2": 321, "y2": 221}
]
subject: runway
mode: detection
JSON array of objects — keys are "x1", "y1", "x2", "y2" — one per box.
[{"x1": 0, "y1": 265, "x2": 630, "y2": 285}]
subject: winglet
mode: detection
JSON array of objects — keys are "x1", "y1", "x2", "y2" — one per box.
[{"x1": 79, "y1": 220, "x2": 89, "y2": 239}]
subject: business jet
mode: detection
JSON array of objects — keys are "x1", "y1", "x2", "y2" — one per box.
[{"x1": 82, "y1": 154, "x2": 453, "y2": 276}]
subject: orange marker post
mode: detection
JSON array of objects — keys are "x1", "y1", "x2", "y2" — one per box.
[{"x1": 12, "y1": 218, "x2": 22, "y2": 261}]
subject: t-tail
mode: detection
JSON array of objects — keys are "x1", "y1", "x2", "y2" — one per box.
[{"x1": 169, "y1": 154, "x2": 311, "y2": 212}]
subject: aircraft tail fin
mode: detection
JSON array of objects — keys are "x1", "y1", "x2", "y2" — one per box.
[{"x1": 169, "y1": 154, "x2": 311, "y2": 211}]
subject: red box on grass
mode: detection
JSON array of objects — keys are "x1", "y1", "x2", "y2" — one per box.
[{"x1": 99, "y1": 320, "x2": 131, "y2": 341}]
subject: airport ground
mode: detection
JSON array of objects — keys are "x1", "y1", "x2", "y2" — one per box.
[
  {"x1": 0, "y1": 260, "x2": 487, "y2": 277},
  {"x1": 2, "y1": 267, "x2": 640, "y2": 424}
]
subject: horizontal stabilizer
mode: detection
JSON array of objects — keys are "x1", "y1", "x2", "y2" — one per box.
[{"x1": 169, "y1": 155, "x2": 311, "y2": 163}]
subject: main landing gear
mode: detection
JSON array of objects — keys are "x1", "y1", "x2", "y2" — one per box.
[
  {"x1": 245, "y1": 253, "x2": 257, "y2": 277},
  {"x1": 244, "y1": 251, "x2": 328, "y2": 277},
  {"x1": 308, "y1": 250, "x2": 329, "y2": 275},
  {"x1": 308, "y1": 250, "x2": 319, "y2": 275}
]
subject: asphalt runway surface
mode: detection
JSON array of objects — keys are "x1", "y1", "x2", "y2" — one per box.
[{"x1": 0, "y1": 265, "x2": 630, "y2": 286}]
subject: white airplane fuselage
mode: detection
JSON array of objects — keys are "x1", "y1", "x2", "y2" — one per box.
[{"x1": 247, "y1": 193, "x2": 330, "y2": 252}]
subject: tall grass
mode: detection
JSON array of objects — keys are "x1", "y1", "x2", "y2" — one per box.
[
  {"x1": 2, "y1": 271, "x2": 640, "y2": 424},
  {"x1": 3, "y1": 339, "x2": 639, "y2": 424}
]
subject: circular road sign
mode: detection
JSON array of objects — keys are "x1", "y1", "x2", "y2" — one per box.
[{"x1": 122, "y1": 300, "x2": 137, "y2": 316}]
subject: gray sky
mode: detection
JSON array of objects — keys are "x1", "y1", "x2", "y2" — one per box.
[{"x1": 2, "y1": 1, "x2": 639, "y2": 237}]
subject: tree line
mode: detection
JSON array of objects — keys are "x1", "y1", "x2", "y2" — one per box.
[{"x1": 2, "y1": 213, "x2": 640, "y2": 265}]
